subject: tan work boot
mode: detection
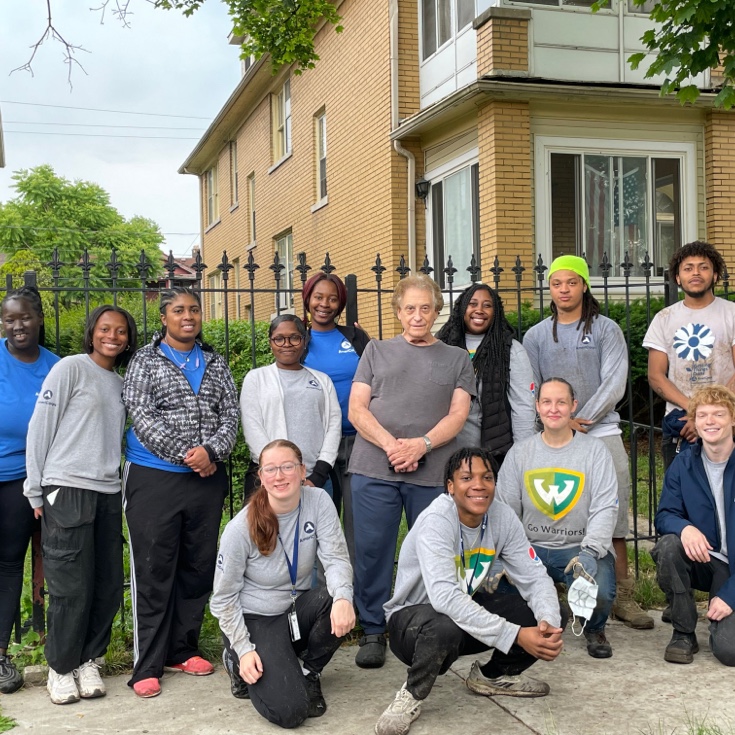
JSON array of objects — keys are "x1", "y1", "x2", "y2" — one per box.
[{"x1": 612, "y1": 578, "x2": 654, "y2": 629}]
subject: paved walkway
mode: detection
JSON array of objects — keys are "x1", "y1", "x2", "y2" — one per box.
[{"x1": 1, "y1": 611, "x2": 732, "y2": 735}]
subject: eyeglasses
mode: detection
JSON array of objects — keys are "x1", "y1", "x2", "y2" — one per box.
[
  {"x1": 260, "y1": 462, "x2": 302, "y2": 477},
  {"x1": 270, "y1": 334, "x2": 304, "y2": 347}
]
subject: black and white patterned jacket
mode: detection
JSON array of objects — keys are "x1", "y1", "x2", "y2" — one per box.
[{"x1": 123, "y1": 334, "x2": 239, "y2": 465}]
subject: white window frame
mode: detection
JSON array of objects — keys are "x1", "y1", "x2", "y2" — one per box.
[
  {"x1": 275, "y1": 231, "x2": 294, "y2": 311},
  {"x1": 206, "y1": 164, "x2": 219, "y2": 227},
  {"x1": 208, "y1": 272, "x2": 223, "y2": 320},
  {"x1": 273, "y1": 79, "x2": 292, "y2": 163},
  {"x1": 315, "y1": 110, "x2": 327, "y2": 204},
  {"x1": 233, "y1": 257, "x2": 242, "y2": 319},
  {"x1": 247, "y1": 172, "x2": 256, "y2": 245},
  {"x1": 420, "y1": 0, "x2": 475, "y2": 62},
  {"x1": 534, "y1": 135, "x2": 697, "y2": 281},
  {"x1": 229, "y1": 141, "x2": 239, "y2": 209}
]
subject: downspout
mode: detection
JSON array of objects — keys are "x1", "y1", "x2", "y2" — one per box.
[{"x1": 390, "y1": 0, "x2": 417, "y2": 273}]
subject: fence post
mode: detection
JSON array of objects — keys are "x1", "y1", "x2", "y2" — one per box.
[
  {"x1": 345, "y1": 274, "x2": 358, "y2": 326},
  {"x1": 664, "y1": 268, "x2": 677, "y2": 306},
  {"x1": 23, "y1": 270, "x2": 37, "y2": 288}
]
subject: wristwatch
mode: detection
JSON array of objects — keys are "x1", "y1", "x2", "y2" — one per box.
[{"x1": 421, "y1": 435, "x2": 432, "y2": 454}]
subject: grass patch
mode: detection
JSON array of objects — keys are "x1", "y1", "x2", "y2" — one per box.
[
  {"x1": 638, "y1": 711, "x2": 735, "y2": 735},
  {"x1": 0, "y1": 706, "x2": 16, "y2": 733}
]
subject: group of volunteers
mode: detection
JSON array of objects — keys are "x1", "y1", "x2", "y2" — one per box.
[{"x1": 0, "y1": 238, "x2": 734, "y2": 735}]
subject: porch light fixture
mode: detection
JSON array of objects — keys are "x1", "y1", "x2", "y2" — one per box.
[{"x1": 415, "y1": 177, "x2": 431, "y2": 206}]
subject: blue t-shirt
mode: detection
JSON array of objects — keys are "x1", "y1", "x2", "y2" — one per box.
[
  {"x1": 0, "y1": 340, "x2": 60, "y2": 482},
  {"x1": 124, "y1": 344, "x2": 205, "y2": 473},
  {"x1": 304, "y1": 328, "x2": 360, "y2": 435}
]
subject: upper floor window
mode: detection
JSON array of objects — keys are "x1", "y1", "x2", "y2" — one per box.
[
  {"x1": 627, "y1": 0, "x2": 657, "y2": 12},
  {"x1": 507, "y1": 0, "x2": 596, "y2": 7},
  {"x1": 247, "y1": 172, "x2": 256, "y2": 244},
  {"x1": 315, "y1": 110, "x2": 327, "y2": 202},
  {"x1": 272, "y1": 79, "x2": 292, "y2": 162},
  {"x1": 422, "y1": 0, "x2": 476, "y2": 60},
  {"x1": 230, "y1": 141, "x2": 239, "y2": 207},
  {"x1": 208, "y1": 272, "x2": 223, "y2": 319},
  {"x1": 206, "y1": 164, "x2": 219, "y2": 226}
]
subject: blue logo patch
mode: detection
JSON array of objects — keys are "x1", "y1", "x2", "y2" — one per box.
[{"x1": 303, "y1": 521, "x2": 315, "y2": 535}]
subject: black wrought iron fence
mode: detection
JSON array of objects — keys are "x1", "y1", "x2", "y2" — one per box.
[{"x1": 6, "y1": 244, "x2": 731, "y2": 602}]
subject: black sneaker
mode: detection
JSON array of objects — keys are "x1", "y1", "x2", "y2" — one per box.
[
  {"x1": 661, "y1": 605, "x2": 672, "y2": 623},
  {"x1": 221, "y1": 649, "x2": 249, "y2": 699},
  {"x1": 0, "y1": 655, "x2": 23, "y2": 694},
  {"x1": 583, "y1": 630, "x2": 613, "y2": 659},
  {"x1": 304, "y1": 672, "x2": 326, "y2": 718},
  {"x1": 355, "y1": 634, "x2": 386, "y2": 669},
  {"x1": 664, "y1": 631, "x2": 699, "y2": 664}
]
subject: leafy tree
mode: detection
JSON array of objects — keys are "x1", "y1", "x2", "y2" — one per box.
[
  {"x1": 155, "y1": 0, "x2": 343, "y2": 74},
  {"x1": 0, "y1": 165, "x2": 163, "y2": 303},
  {"x1": 600, "y1": 0, "x2": 735, "y2": 109}
]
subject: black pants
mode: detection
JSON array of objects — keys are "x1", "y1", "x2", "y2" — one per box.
[
  {"x1": 123, "y1": 462, "x2": 227, "y2": 685},
  {"x1": 41, "y1": 486, "x2": 123, "y2": 675},
  {"x1": 334, "y1": 435, "x2": 356, "y2": 563},
  {"x1": 0, "y1": 478, "x2": 38, "y2": 650},
  {"x1": 387, "y1": 585, "x2": 539, "y2": 700},
  {"x1": 653, "y1": 533, "x2": 735, "y2": 666},
  {"x1": 223, "y1": 586, "x2": 344, "y2": 729}
]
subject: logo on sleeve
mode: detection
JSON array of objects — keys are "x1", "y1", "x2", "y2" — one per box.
[
  {"x1": 524, "y1": 468, "x2": 584, "y2": 521},
  {"x1": 42, "y1": 389, "x2": 53, "y2": 400},
  {"x1": 528, "y1": 546, "x2": 542, "y2": 564},
  {"x1": 673, "y1": 323, "x2": 714, "y2": 362},
  {"x1": 216, "y1": 553, "x2": 224, "y2": 571}
]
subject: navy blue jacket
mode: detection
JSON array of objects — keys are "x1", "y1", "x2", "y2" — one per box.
[{"x1": 655, "y1": 441, "x2": 735, "y2": 608}]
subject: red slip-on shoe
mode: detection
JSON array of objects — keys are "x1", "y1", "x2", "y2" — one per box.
[
  {"x1": 165, "y1": 656, "x2": 214, "y2": 676},
  {"x1": 133, "y1": 678, "x2": 161, "y2": 698}
]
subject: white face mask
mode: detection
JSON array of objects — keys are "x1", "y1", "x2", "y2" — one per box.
[{"x1": 567, "y1": 575, "x2": 599, "y2": 636}]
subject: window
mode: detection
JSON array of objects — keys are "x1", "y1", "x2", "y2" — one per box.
[
  {"x1": 272, "y1": 79, "x2": 292, "y2": 161},
  {"x1": 275, "y1": 231, "x2": 294, "y2": 310},
  {"x1": 206, "y1": 164, "x2": 219, "y2": 226},
  {"x1": 208, "y1": 272, "x2": 223, "y2": 319},
  {"x1": 315, "y1": 111, "x2": 327, "y2": 202},
  {"x1": 229, "y1": 142, "x2": 238, "y2": 207},
  {"x1": 247, "y1": 172, "x2": 256, "y2": 244},
  {"x1": 628, "y1": 0, "x2": 657, "y2": 12},
  {"x1": 508, "y1": 0, "x2": 596, "y2": 7},
  {"x1": 547, "y1": 151, "x2": 683, "y2": 278},
  {"x1": 241, "y1": 53, "x2": 255, "y2": 75},
  {"x1": 429, "y1": 162, "x2": 480, "y2": 288}
]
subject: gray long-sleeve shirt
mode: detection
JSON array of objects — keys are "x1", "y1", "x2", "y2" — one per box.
[
  {"x1": 210, "y1": 486, "x2": 353, "y2": 660},
  {"x1": 384, "y1": 493, "x2": 560, "y2": 655},
  {"x1": 496, "y1": 432, "x2": 618, "y2": 558},
  {"x1": 523, "y1": 315, "x2": 627, "y2": 437},
  {"x1": 24, "y1": 354, "x2": 126, "y2": 508}
]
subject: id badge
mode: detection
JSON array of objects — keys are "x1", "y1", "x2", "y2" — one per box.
[{"x1": 288, "y1": 610, "x2": 301, "y2": 642}]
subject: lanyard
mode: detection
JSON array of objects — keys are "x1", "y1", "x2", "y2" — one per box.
[
  {"x1": 459, "y1": 513, "x2": 487, "y2": 596},
  {"x1": 278, "y1": 502, "x2": 302, "y2": 605}
]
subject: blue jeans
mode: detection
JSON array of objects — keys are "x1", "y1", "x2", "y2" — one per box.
[
  {"x1": 351, "y1": 474, "x2": 444, "y2": 634},
  {"x1": 533, "y1": 545, "x2": 616, "y2": 634}
]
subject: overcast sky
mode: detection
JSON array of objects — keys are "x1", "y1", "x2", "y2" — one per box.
[{"x1": 0, "y1": 1, "x2": 241, "y2": 255}]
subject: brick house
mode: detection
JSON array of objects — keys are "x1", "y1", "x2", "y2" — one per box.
[{"x1": 180, "y1": 0, "x2": 735, "y2": 330}]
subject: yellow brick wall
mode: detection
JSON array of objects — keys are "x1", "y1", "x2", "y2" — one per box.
[
  {"x1": 705, "y1": 110, "x2": 735, "y2": 265},
  {"x1": 200, "y1": 0, "x2": 414, "y2": 338},
  {"x1": 476, "y1": 15, "x2": 529, "y2": 77},
  {"x1": 476, "y1": 100, "x2": 534, "y2": 289}
]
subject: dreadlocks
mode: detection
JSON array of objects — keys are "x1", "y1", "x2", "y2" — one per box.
[
  {"x1": 435, "y1": 284, "x2": 512, "y2": 392},
  {"x1": 550, "y1": 289, "x2": 600, "y2": 343},
  {"x1": 443, "y1": 446, "x2": 499, "y2": 490}
]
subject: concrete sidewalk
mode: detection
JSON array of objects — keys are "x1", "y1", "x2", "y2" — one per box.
[{"x1": 1, "y1": 611, "x2": 732, "y2": 735}]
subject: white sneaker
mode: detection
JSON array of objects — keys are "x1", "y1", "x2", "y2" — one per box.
[
  {"x1": 465, "y1": 660, "x2": 550, "y2": 698},
  {"x1": 375, "y1": 684, "x2": 422, "y2": 735},
  {"x1": 47, "y1": 667, "x2": 80, "y2": 705},
  {"x1": 75, "y1": 660, "x2": 106, "y2": 698}
]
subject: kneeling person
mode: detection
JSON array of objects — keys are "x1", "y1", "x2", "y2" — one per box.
[
  {"x1": 653, "y1": 385, "x2": 735, "y2": 666},
  {"x1": 375, "y1": 447, "x2": 563, "y2": 735},
  {"x1": 496, "y1": 377, "x2": 618, "y2": 658}
]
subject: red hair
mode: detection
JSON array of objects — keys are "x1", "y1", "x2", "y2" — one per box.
[
  {"x1": 247, "y1": 439, "x2": 303, "y2": 555},
  {"x1": 301, "y1": 272, "x2": 347, "y2": 323}
]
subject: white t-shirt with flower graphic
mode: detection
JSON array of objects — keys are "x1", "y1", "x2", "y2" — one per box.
[{"x1": 643, "y1": 297, "x2": 735, "y2": 415}]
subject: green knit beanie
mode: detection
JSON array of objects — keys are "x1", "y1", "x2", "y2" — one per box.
[{"x1": 548, "y1": 255, "x2": 589, "y2": 286}]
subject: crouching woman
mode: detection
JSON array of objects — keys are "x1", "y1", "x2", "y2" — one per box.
[{"x1": 210, "y1": 439, "x2": 354, "y2": 728}]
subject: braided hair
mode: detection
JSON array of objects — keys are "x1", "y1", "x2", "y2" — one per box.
[
  {"x1": 443, "y1": 446, "x2": 499, "y2": 490},
  {"x1": 1, "y1": 285, "x2": 46, "y2": 347},
  {"x1": 435, "y1": 284, "x2": 512, "y2": 392},
  {"x1": 550, "y1": 289, "x2": 600, "y2": 343}
]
